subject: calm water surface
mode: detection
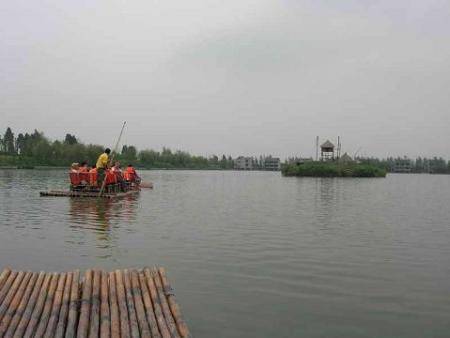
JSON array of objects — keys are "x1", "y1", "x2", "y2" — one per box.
[{"x1": 0, "y1": 170, "x2": 449, "y2": 337}]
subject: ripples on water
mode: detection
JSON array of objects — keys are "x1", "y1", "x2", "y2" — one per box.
[{"x1": 0, "y1": 169, "x2": 450, "y2": 337}]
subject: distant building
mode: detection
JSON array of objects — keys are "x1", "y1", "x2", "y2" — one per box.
[
  {"x1": 262, "y1": 156, "x2": 281, "y2": 171},
  {"x1": 393, "y1": 158, "x2": 412, "y2": 173},
  {"x1": 320, "y1": 140, "x2": 335, "y2": 161},
  {"x1": 234, "y1": 156, "x2": 254, "y2": 170}
]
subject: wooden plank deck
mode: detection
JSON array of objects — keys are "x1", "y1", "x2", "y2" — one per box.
[
  {"x1": 39, "y1": 190, "x2": 140, "y2": 199},
  {"x1": 0, "y1": 268, "x2": 190, "y2": 338}
]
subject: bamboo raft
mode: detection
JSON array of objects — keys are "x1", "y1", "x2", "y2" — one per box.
[
  {"x1": 39, "y1": 190, "x2": 140, "y2": 199},
  {"x1": 0, "y1": 267, "x2": 190, "y2": 338}
]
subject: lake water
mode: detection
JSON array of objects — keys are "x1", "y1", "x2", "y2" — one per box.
[{"x1": 0, "y1": 169, "x2": 449, "y2": 337}]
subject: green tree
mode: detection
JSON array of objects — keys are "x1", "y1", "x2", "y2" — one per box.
[
  {"x1": 121, "y1": 145, "x2": 138, "y2": 163},
  {"x1": 64, "y1": 133, "x2": 78, "y2": 145},
  {"x1": 3, "y1": 127, "x2": 16, "y2": 155}
]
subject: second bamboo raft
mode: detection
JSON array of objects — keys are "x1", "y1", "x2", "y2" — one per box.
[{"x1": 0, "y1": 267, "x2": 190, "y2": 338}]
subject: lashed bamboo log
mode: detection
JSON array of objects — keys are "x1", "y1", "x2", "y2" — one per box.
[
  {"x1": 34, "y1": 272, "x2": 60, "y2": 337},
  {"x1": 55, "y1": 271, "x2": 73, "y2": 338},
  {"x1": 158, "y1": 268, "x2": 191, "y2": 338},
  {"x1": 65, "y1": 270, "x2": 80, "y2": 338},
  {"x1": 138, "y1": 271, "x2": 161, "y2": 338},
  {"x1": 115, "y1": 270, "x2": 130, "y2": 338},
  {"x1": 89, "y1": 270, "x2": 101, "y2": 338},
  {"x1": 100, "y1": 271, "x2": 110, "y2": 338},
  {"x1": 0, "y1": 268, "x2": 12, "y2": 291},
  {"x1": 151, "y1": 268, "x2": 180, "y2": 338},
  {"x1": 77, "y1": 269, "x2": 93, "y2": 338},
  {"x1": 108, "y1": 272, "x2": 120, "y2": 338},
  {"x1": 0, "y1": 267, "x2": 188, "y2": 338},
  {"x1": 0, "y1": 272, "x2": 33, "y2": 336},
  {"x1": 143, "y1": 268, "x2": 171, "y2": 338},
  {"x1": 14, "y1": 272, "x2": 49, "y2": 338},
  {"x1": 4, "y1": 272, "x2": 40, "y2": 338},
  {"x1": 0, "y1": 271, "x2": 27, "y2": 323},
  {"x1": 0, "y1": 271, "x2": 20, "y2": 312},
  {"x1": 130, "y1": 270, "x2": 151, "y2": 337},
  {"x1": 123, "y1": 270, "x2": 140, "y2": 338},
  {"x1": 44, "y1": 272, "x2": 67, "y2": 337}
]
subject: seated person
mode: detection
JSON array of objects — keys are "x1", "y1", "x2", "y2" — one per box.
[
  {"x1": 124, "y1": 164, "x2": 141, "y2": 183},
  {"x1": 70, "y1": 163, "x2": 79, "y2": 173},
  {"x1": 89, "y1": 166, "x2": 98, "y2": 186},
  {"x1": 79, "y1": 161, "x2": 89, "y2": 172},
  {"x1": 111, "y1": 161, "x2": 126, "y2": 191}
]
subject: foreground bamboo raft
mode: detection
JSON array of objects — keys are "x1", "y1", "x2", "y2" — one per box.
[{"x1": 0, "y1": 267, "x2": 190, "y2": 338}]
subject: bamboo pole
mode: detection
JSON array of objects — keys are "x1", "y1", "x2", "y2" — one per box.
[
  {"x1": 158, "y1": 268, "x2": 191, "y2": 338},
  {"x1": 0, "y1": 272, "x2": 33, "y2": 335},
  {"x1": 138, "y1": 271, "x2": 161, "y2": 338},
  {"x1": 123, "y1": 269, "x2": 140, "y2": 338},
  {"x1": 0, "y1": 271, "x2": 26, "y2": 323},
  {"x1": 143, "y1": 268, "x2": 171, "y2": 338},
  {"x1": 108, "y1": 272, "x2": 120, "y2": 338},
  {"x1": 130, "y1": 270, "x2": 151, "y2": 337},
  {"x1": 0, "y1": 268, "x2": 12, "y2": 291},
  {"x1": 151, "y1": 268, "x2": 180, "y2": 338},
  {"x1": 65, "y1": 270, "x2": 80, "y2": 338},
  {"x1": 44, "y1": 272, "x2": 67, "y2": 337},
  {"x1": 77, "y1": 269, "x2": 93, "y2": 338},
  {"x1": 115, "y1": 270, "x2": 131, "y2": 338},
  {"x1": 14, "y1": 272, "x2": 49, "y2": 338},
  {"x1": 55, "y1": 271, "x2": 73, "y2": 338},
  {"x1": 98, "y1": 121, "x2": 126, "y2": 197},
  {"x1": 34, "y1": 272, "x2": 60, "y2": 337},
  {"x1": 4, "y1": 272, "x2": 40, "y2": 338},
  {"x1": 100, "y1": 271, "x2": 110, "y2": 338},
  {"x1": 89, "y1": 270, "x2": 101, "y2": 338},
  {"x1": 0, "y1": 271, "x2": 20, "y2": 309}
]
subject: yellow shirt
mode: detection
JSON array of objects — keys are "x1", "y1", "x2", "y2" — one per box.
[{"x1": 96, "y1": 153, "x2": 109, "y2": 169}]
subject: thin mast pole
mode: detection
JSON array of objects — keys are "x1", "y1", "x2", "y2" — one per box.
[{"x1": 98, "y1": 121, "x2": 127, "y2": 197}]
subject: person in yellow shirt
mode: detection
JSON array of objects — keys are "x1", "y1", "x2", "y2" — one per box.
[{"x1": 96, "y1": 148, "x2": 111, "y2": 186}]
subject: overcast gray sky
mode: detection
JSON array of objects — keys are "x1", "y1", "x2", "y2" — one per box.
[{"x1": 1, "y1": 0, "x2": 449, "y2": 158}]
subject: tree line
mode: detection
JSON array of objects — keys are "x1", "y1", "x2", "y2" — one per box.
[
  {"x1": 355, "y1": 156, "x2": 450, "y2": 174},
  {"x1": 1, "y1": 127, "x2": 450, "y2": 173},
  {"x1": 0, "y1": 127, "x2": 234, "y2": 169}
]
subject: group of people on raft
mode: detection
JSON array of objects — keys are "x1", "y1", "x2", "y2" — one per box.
[{"x1": 69, "y1": 148, "x2": 140, "y2": 192}]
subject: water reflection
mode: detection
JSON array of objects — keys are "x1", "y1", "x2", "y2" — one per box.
[{"x1": 68, "y1": 195, "x2": 139, "y2": 232}]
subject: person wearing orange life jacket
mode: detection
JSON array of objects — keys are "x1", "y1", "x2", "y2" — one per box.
[
  {"x1": 70, "y1": 163, "x2": 80, "y2": 173},
  {"x1": 89, "y1": 166, "x2": 98, "y2": 187},
  {"x1": 124, "y1": 164, "x2": 140, "y2": 183},
  {"x1": 111, "y1": 161, "x2": 126, "y2": 191},
  {"x1": 79, "y1": 161, "x2": 89, "y2": 173}
]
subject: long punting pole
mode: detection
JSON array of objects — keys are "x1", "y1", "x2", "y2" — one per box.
[{"x1": 98, "y1": 121, "x2": 127, "y2": 197}]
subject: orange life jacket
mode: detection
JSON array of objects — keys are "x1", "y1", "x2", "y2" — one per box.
[
  {"x1": 69, "y1": 172, "x2": 81, "y2": 186},
  {"x1": 124, "y1": 167, "x2": 136, "y2": 181},
  {"x1": 89, "y1": 168, "x2": 98, "y2": 186},
  {"x1": 105, "y1": 169, "x2": 117, "y2": 185}
]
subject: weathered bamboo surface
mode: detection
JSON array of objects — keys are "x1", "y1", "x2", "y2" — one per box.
[
  {"x1": 0, "y1": 268, "x2": 190, "y2": 338},
  {"x1": 39, "y1": 190, "x2": 140, "y2": 199}
]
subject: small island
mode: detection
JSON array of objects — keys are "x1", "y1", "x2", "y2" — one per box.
[
  {"x1": 282, "y1": 140, "x2": 387, "y2": 178},
  {"x1": 282, "y1": 161, "x2": 387, "y2": 177}
]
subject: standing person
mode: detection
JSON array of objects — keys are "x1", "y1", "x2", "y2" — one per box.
[{"x1": 96, "y1": 148, "x2": 111, "y2": 187}]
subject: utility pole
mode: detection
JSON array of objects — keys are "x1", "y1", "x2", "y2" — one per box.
[{"x1": 315, "y1": 136, "x2": 319, "y2": 161}]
